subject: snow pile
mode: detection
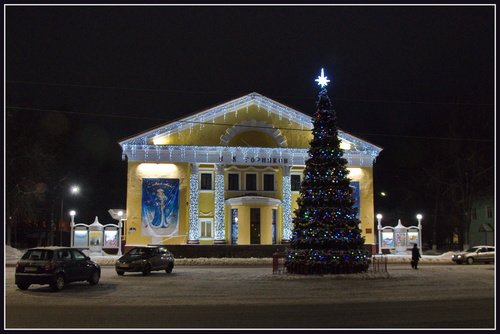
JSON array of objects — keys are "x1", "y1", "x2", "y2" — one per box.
[
  {"x1": 175, "y1": 257, "x2": 273, "y2": 266},
  {"x1": 375, "y1": 253, "x2": 454, "y2": 264},
  {"x1": 4, "y1": 245, "x2": 455, "y2": 266},
  {"x1": 84, "y1": 256, "x2": 274, "y2": 266},
  {"x1": 5, "y1": 245, "x2": 26, "y2": 264}
]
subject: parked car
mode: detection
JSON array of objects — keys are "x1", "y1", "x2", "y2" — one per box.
[
  {"x1": 115, "y1": 246, "x2": 175, "y2": 276},
  {"x1": 15, "y1": 247, "x2": 101, "y2": 291},
  {"x1": 451, "y1": 245, "x2": 495, "y2": 265}
]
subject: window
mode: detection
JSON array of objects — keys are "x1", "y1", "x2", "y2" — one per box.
[
  {"x1": 228, "y1": 173, "x2": 239, "y2": 191},
  {"x1": 486, "y1": 206, "x2": 493, "y2": 219},
  {"x1": 200, "y1": 219, "x2": 213, "y2": 238},
  {"x1": 200, "y1": 173, "x2": 213, "y2": 190},
  {"x1": 291, "y1": 174, "x2": 301, "y2": 191},
  {"x1": 22, "y1": 249, "x2": 53, "y2": 261},
  {"x1": 263, "y1": 174, "x2": 275, "y2": 191},
  {"x1": 71, "y1": 249, "x2": 86, "y2": 260},
  {"x1": 472, "y1": 208, "x2": 477, "y2": 220},
  {"x1": 246, "y1": 173, "x2": 257, "y2": 191},
  {"x1": 58, "y1": 250, "x2": 72, "y2": 260}
]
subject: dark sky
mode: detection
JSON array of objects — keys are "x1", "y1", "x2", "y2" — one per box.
[{"x1": 6, "y1": 5, "x2": 495, "y2": 224}]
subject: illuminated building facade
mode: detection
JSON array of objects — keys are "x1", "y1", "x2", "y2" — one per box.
[{"x1": 119, "y1": 93, "x2": 382, "y2": 251}]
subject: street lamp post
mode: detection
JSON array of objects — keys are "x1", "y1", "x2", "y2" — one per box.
[
  {"x1": 376, "y1": 213, "x2": 383, "y2": 254},
  {"x1": 59, "y1": 185, "x2": 80, "y2": 246},
  {"x1": 69, "y1": 210, "x2": 76, "y2": 247},
  {"x1": 416, "y1": 214, "x2": 423, "y2": 252},
  {"x1": 117, "y1": 210, "x2": 124, "y2": 256}
]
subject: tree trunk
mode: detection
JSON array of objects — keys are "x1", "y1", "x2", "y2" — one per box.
[{"x1": 432, "y1": 196, "x2": 439, "y2": 251}]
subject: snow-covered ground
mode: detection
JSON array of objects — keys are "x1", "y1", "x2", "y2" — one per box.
[{"x1": 4, "y1": 245, "x2": 456, "y2": 266}]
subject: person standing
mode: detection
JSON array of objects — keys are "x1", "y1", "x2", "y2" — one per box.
[{"x1": 411, "y1": 244, "x2": 422, "y2": 269}]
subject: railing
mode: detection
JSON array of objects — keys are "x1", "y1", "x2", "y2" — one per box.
[
  {"x1": 272, "y1": 252, "x2": 287, "y2": 274},
  {"x1": 273, "y1": 252, "x2": 386, "y2": 275},
  {"x1": 371, "y1": 255, "x2": 388, "y2": 272}
]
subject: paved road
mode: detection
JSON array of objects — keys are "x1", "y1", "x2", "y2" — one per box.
[{"x1": 4, "y1": 264, "x2": 495, "y2": 329}]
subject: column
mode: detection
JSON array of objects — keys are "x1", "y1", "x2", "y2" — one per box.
[
  {"x1": 187, "y1": 163, "x2": 200, "y2": 244},
  {"x1": 214, "y1": 164, "x2": 226, "y2": 244},
  {"x1": 281, "y1": 165, "x2": 292, "y2": 243}
]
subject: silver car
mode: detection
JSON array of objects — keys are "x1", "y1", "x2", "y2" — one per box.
[{"x1": 452, "y1": 245, "x2": 495, "y2": 265}]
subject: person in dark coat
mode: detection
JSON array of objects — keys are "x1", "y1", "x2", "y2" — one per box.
[{"x1": 411, "y1": 244, "x2": 422, "y2": 269}]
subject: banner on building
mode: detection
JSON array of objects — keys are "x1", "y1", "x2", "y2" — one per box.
[{"x1": 142, "y1": 178, "x2": 180, "y2": 237}]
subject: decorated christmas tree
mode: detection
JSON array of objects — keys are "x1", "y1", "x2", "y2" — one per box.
[{"x1": 285, "y1": 69, "x2": 370, "y2": 275}]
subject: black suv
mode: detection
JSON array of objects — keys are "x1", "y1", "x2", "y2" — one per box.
[
  {"x1": 15, "y1": 247, "x2": 101, "y2": 291},
  {"x1": 115, "y1": 246, "x2": 175, "y2": 276}
]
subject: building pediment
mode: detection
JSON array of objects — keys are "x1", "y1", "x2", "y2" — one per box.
[{"x1": 119, "y1": 92, "x2": 382, "y2": 166}]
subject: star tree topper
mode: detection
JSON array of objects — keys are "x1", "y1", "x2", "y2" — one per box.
[{"x1": 315, "y1": 68, "x2": 330, "y2": 88}]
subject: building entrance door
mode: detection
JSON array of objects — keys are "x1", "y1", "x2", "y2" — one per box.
[{"x1": 250, "y1": 208, "x2": 261, "y2": 244}]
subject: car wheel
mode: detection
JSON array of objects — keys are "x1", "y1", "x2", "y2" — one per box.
[
  {"x1": 116, "y1": 270, "x2": 125, "y2": 276},
  {"x1": 16, "y1": 283, "x2": 30, "y2": 290},
  {"x1": 165, "y1": 263, "x2": 174, "y2": 274},
  {"x1": 467, "y1": 257, "x2": 474, "y2": 265},
  {"x1": 142, "y1": 264, "x2": 151, "y2": 276},
  {"x1": 51, "y1": 274, "x2": 65, "y2": 291},
  {"x1": 88, "y1": 270, "x2": 100, "y2": 285}
]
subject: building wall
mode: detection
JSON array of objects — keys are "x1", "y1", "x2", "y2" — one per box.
[
  {"x1": 125, "y1": 162, "x2": 189, "y2": 246},
  {"x1": 123, "y1": 104, "x2": 378, "y2": 247},
  {"x1": 123, "y1": 162, "x2": 376, "y2": 247},
  {"x1": 469, "y1": 196, "x2": 494, "y2": 246}
]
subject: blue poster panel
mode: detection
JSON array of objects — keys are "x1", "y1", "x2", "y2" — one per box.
[
  {"x1": 382, "y1": 231, "x2": 394, "y2": 248},
  {"x1": 350, "y1": 181, "x2": 360, "y2": 219},
  {"x1": 142, "y1": 178, "x2": 180, "y2": 237},
  {"x1": 73, "y1": 228, "x2": 89, "y2": 248}
]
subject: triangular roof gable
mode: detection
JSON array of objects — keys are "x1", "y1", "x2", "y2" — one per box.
[{"x1": 119, "y1": 92, "x2": 382, "y2": 154}]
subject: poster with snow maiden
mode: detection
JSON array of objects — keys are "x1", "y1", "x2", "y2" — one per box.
[
  {"x1": 142, "y1": 178, "x2": 179, "y2": 237},
  {"x1": 349, "y1": 181, "x2": 360, "y2": 219}
]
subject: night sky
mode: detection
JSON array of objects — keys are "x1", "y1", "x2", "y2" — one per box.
[{"x1": 6, "y1": 5, "x2": 495, "y2": 226}]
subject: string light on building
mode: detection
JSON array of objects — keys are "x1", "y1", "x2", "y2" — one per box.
[{"x1": 188, "y1": 165, "x2": 200, "y2": 242}]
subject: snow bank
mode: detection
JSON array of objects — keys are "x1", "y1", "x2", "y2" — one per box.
[
  {"x1": 4, "y1": 246, "x2": 455, "y2": 266},
  {"x1": 5, "y1": 245, "x2": 25, "y2": 263}
]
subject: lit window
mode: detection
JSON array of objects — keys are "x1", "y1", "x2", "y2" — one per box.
[{"x1": 200, "y1": 220, "x2": 213, "y2": 238}]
